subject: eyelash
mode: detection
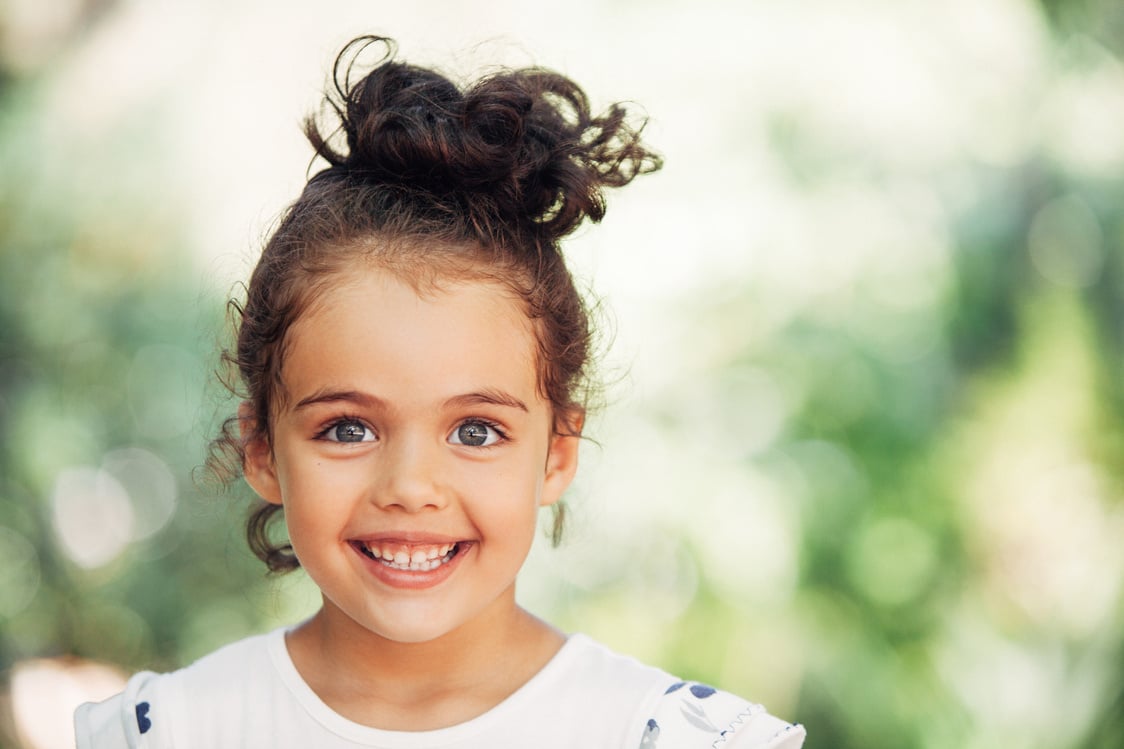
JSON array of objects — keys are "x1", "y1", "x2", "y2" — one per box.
[
  {"x1": 453, "y1": 418, "x2": 509, "y2": 447},
  {"x1": 315, "y1": 415, "x2": 374, "y2": 442}
]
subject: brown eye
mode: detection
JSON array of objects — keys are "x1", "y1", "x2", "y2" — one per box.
[{"x1": 449, "y1": 421, "x2": 500, "y2": 447}]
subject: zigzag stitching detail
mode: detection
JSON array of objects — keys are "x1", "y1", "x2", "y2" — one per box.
[{"x1": 710, "y1": 703, "x2": 765, "y2": 748}]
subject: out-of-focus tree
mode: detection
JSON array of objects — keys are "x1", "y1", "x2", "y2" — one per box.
[
  {"x1": 0, "y1": 6, "x2": 284, "y2": 744},
  {"x1": 602, "y1": 3, "x2": 1124, "y2": 747}
]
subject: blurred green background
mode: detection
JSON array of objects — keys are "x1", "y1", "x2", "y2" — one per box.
[{"x1": 2, "y1": 1, "x2": 1124, "y2": 747}]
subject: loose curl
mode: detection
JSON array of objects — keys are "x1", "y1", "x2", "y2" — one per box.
[{"x1": 207, "y1": 36, "x2": 661, "y2": 572}]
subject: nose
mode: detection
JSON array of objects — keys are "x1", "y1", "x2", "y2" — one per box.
[{"x1": 371, "y1": 433, "x2": 447, "y2": 512}]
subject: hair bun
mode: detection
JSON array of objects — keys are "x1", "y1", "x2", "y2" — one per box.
[{"x1": 305, "y1": 36, "x2": 662, "y2": 244}]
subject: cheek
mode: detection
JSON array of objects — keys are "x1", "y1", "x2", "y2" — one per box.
[
  {"x1": 469, "y1": 448, "x2": 546, "y2": 492},
  {"x1": 276, "y1": 450, "x2": 352, "y2": 494},
  {"x1": 275, "y1": 460, "x2": 355, "y2": 526}
]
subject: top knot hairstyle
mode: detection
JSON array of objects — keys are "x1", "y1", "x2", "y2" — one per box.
[
  {"x1": 308, "y1": 37, "x2": 656, "y2": 243},
  {"x1": 210, "y1": 36, "x2": 662, "y2": 572}
]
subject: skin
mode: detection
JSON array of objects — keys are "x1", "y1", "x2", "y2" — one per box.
[{"x1": 242, "y1": 262, "x2": 581, "y2": 730}]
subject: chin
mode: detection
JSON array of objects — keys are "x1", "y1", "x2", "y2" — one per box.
[
  {"x1": 369, "y1": 617, "x2": 464, "y2": 645},
  {"x1": 347, "y1": 599, "x2": 477, "y2": 645}
]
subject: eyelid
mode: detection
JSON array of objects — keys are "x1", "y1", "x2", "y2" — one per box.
[
  {"x1": 317, "y1": 416, "x2": 377, "y2": 443},
  {"x1": 448, "y1": 417, "x2": 508, "y2": 447}
]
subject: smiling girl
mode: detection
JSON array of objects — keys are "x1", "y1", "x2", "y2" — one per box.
[{"x1": 75, "y1": 35, "x2": 806, "y2": 748}]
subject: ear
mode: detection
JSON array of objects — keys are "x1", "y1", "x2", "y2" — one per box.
[
  {"x1": 239, "y1": 402, "x2": 283, "y2": 506},
  {"x1": 540, "y1": 409, "x2": 584, "y2": 507}
]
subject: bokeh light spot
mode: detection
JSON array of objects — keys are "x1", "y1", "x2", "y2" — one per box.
[
  {"x1": 847, "y1": 516, "x2": 938, "y2": 608},
  {"x1": 10, "y1": 656, "x2": 126, "y2": 749},
  {"x1": 102, "y1": 447, "x2": 177, "y2": 541},
  {"x1": 1027, "y1": 194, "x2": 1103, "y2": 288},
  {"x1": 50, "y1": 467, "x2": 134, "y2": 569}
]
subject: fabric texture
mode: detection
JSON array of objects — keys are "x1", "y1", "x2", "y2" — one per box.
[{"x1": 74, "y1": 628, "x2": 805, "y2": 749}]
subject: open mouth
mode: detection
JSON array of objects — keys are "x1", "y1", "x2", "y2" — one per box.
[{"x1": 352, "y1": 541, "x2": 462, "y2": 572}]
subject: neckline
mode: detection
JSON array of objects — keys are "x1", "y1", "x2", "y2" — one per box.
[{"x1": 266, "y1": 626, "x2": 587, "y2": 746}]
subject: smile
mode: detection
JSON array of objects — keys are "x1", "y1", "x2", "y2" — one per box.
[{"x1": 353, "y1": 541, "x2": 460, "y2": 572}]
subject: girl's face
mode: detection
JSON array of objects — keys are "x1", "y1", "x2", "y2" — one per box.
[{"x1": 243, "y1": 264, "x2": 580, "y2": 644}]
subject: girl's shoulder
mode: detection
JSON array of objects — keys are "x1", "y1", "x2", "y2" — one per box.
[
  {"x1": 73, "y1": 629, "x2": 280, "y2": 748},
  {"x1": 558, "y1": 635, "x2": 806, "y2": 749},
  {"x1": 637, "y1": 680, "x2": 806, "y2": 749}
]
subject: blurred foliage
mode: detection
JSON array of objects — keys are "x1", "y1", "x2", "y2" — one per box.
[
  {"x1": 1037, "y1": 0, "x2": 1124, "y2": 57},
  {"x1": 0, "y1": 4, "x2": 281, "y2": 739},
  {"x1": 2, "y1": 2, "x2": 1124, "y2": 749},
  {"x1": 712, "y1": 174, "x2": 1124, "y2": 748},
  {"x1": 639, "y1": 38, "x2": 1124, "y2": 749}
]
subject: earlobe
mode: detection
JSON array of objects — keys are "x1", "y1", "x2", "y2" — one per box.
[
  {"x1": 540, "y1": 410, "x2": 583, "y2": 507},
  {"x1": 239, "y1": 402, "x2": 283, "y2": 506}
]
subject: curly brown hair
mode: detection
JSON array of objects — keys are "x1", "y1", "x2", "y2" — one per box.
[{"x1": 207, "y1": 36, "x2": 661, "y2": 572}]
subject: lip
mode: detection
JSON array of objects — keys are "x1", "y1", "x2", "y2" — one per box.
[
  {"x1": 349, "y1": 538, "x2": 472, "y2": 590},
  {"x1": 350, "y1": 532, "x2": 465, "y2": 546}
]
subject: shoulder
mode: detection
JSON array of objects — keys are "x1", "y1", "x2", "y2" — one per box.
[
  {"x1": 74, "y1": 670, "x2": 161, "y2": 749},
  {"x1": 73, "y1": 630, "x2": 281, "y2": 749},
  {"x1": 558, "y1": 634, "x2": 671, "y2": 691},
  {"x1": 560, "y1": 636, "x2": 806, "y2": 749},
  {"x1": 640, "y1": 680, "x2": 806, "y2": 749},
  {"x1": 546, "y1": 634, "x2": 676, "y2": 721}
]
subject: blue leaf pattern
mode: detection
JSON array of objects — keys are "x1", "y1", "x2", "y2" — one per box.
[
  {"x1": 689, "y1": 684, "x2": 716, "y2": 699},
  {"x1": 680, "y1": 707, "x2": 718, "y2": 732},
  {"x1": 681, "y1": 700, "x2": 708, "y2": 720},
  {"x1": 638, "y1": 681, "x2": 731, "y2": 748},
  {"x1": 135, "y1": 701, "x2": 152, "y2": 734}
]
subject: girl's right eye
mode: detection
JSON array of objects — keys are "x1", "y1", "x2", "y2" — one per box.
[{"x1": 322, "y1": 420, "x2": 375, "y2": 443}]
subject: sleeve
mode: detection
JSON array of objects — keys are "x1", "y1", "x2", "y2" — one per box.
[
  {"x1": 636, "y1": 680, "x2": 806, "y2": 749},
  {"x1": 74, "y1": 671, "x2": 167, "y2": 749}
]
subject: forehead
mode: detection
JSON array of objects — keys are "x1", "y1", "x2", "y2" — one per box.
[{"x1": 279, "y1": 266, "x2": 540, "y2": 407}]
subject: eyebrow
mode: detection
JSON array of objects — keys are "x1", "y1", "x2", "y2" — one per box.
[
  {"x1": 444, "y1": 389, "x2": 528, "y2": 412},
  {"x1": 292, "y1": 388, "x2": 528, "y2": 412},
  {"x1": 293, "y1": 389, "x2": 386, "y2": 411}
]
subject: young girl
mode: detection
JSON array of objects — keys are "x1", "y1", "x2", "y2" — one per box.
[{"x1": 75, "y1": 36, "x2": 806, "y2": 749}]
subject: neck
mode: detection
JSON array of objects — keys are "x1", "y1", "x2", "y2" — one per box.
[{"x1": 286, "y1": 591, "x2": 564, "y2": 730}]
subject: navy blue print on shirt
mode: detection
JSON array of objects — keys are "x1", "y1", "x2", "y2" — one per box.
[
  {"x1": 689, "y1": 684, "x2": 716, "y2": 699},
  {"x1": 135, "y1": 702, "x2": 152, "y2": 734}
]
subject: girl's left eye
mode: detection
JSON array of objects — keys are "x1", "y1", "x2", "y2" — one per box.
[{"x1": 448, "y1": 420, "x2": 503, "y2": 447}]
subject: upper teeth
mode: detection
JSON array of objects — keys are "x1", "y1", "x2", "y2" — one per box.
[{"x1": 362, "y1": 542, "x2": 456, "y2": 571}]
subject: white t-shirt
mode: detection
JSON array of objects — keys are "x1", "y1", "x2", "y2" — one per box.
[{"x1": 75, "y1": 628, "x2": 805, "y2": 749}]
